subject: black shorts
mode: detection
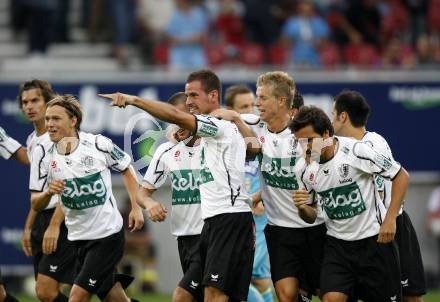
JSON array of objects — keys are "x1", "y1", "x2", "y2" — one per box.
[
  {"x1": 396, "y1": 211, "x2": 426, "y2": 296},
  {"x1": 177, "y1": 235, "x2": 203, "y2": 302},
  {"x1": 0, "y1": 268, "x2": 3, "y2": 284},
  {"x1": 264, "y1": 223, "x2": 326, "y2": 292},
  {"x1": 73, "y1": 228, "x2": 125, "y2": 297},
  {"x1": 199, "y1": 212, "x2": 254, "y2": 301},
  {"x1": 320, "y1": 235, "x2": 402, "y2": 302},
  {"x1": 31, "y1": 208, "x2": 76, "y2": 284}
]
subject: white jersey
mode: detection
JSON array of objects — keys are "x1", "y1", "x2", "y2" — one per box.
[
  {"x1": 38, "y1": 132, "x2": 131, "y2": 241},
  {"x1": 361, "y1": 131, "x2": 402, "y2": 214},
  {"x1": 0, "y1": 126, "x2": 22, "y2": 160},
  {"x1": 194, "y1": 114, "x2": 251, "y2": 219},
  {"x1": 305, "y1": 136, "x2": 401, "y2": 241},
  {"x1": 143, "y1": 141, "x2": 203, "y2": 237},
  {"x1": 28, "y1": 131, "x2": 59, "y2": 209},
  {"x1": 243, "y1": 114, "x2": 324, "y2": 228}
]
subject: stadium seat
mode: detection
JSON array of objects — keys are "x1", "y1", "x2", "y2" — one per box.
[
  {"x1": 239, "y1": 43, "x2": 265, "y2": 66},
  {"x1": 344, "y1": 43, "x2": 379, "y2": 67},
  {"x1": 205, "y1": 43, "x2": 227, "y2": 66},
  {"x1": 268, "y1": 43, "x2": 289, "y2": 65},
  {"x1": 153, "y1": 43, "x2": 169, "y2": 65},
  {"x1": 428, "y1": 0, "x2": 440, "y2": 32},
  {"x1": 319, "y1": 42, "x2": 341, "y2": 68}
]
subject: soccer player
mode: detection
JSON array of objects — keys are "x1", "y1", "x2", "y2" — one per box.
[
  {"x1": 331, "y1": 90, "x2": 426, "y2": 302},
  {"x1": 137, "y1": 92, "x2": 204, "y2": 302},
  {"x1": 213, "y1": 73, "x2": 324, "y2": 302},
  {"x1": 0, "y1": 127, "x2": 24, "y2": 302},
  {"x1": 30, "y1": 95, "x2": 144, "y2": 302},
  {"x1": 18, "y1": 79, "x2": 77, "y2": 302},
  {"x1": 224, "y1": 84, "x2": 273, "y2": 302},
  {"x1": 291, "y1": 106, "x2": 409, "y2": 302},
  {"x1": 100, "y1": 69, "x2": 254, "y2": 302}
]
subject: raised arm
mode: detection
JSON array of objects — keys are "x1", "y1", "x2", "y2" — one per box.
[
  {"x1": 122, "y1": 165, "x2": 144, "y2": 231},
  {"x1": 99, "y1": 93, "x2": 196, "y2": 132}
]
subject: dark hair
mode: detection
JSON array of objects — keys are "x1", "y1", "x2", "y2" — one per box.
[
  {"x1": 292, "y1": 90, "x2": 304, "y2": 109},
  {"x1": 186, "y1": 69, "x2": 221, "y2": 99},
  {"x1": 18, "y1": 79, "x2": 56, "y2": 108},
  {"x1": 47, "y1": 95, "x2": 83, "y2": 131},
  {"x1": 168, "y1": 92, "x2": 187, "y2": 106},
  {"x1": 289, "y1": 106, "x2": 334, "y2": 136},
  {"x1": 334, "y1": 90, "x2": 370, "y2": 127},
  {"x1": 224, "y1": 84, "x2": 253, "y2": 108}
]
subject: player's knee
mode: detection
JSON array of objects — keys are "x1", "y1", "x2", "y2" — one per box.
[
  {"x1": 204, "y1": 286, "x2": 227, "y2": 302},
  {"x1": 322, "y1": 292, "x2": 346, "y2": 302},
  {"x1": 172, "y1": 287, "x2": 193, "y2": 302},
  {"x1": 35, "y1": 282, "x2": 58, "y2": 302},
  {"x1": 274, "y1": 285, "x2": 297, "y2": 302}
]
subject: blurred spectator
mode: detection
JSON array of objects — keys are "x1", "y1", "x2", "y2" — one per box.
[
  {"x1": 137, "y1": 0, "x2": 175, "y2": 65},
  {"x1": 52, "y1": 0, "x2": 70, "y2": 43},
  {"x1": 22, "y1": 0, "x2": 57, "y2": 55},
  {"x1": 110, "y1": 0, "x2": 136, "y2": 66},
  {"x1": 404, "y1": 0, "x2": 428, "y2": 44},
  {"x1": 427, "y1": 186, "x2": 440, "y2": 280},
  {"x1": 241, "y1": 0, "x2": 287, "y2": 49},
  {"x1": 415, "y1": 34, "x2": 439, "y2": 65},
  {"x1": 81, "y1": 0, "x2": 112, "y2": 43},
  {"x1": 281, "y1": 0, "x2": 329, "y2": 67},
  {"x1": 382, "y1": 37, "x2": 415, "y2": 68},
  {"x1": 165, "y1": 0, "x2": 208, "y2": 70}
]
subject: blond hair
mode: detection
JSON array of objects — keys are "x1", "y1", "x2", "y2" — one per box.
[
  {"x1": 47, "y1": 95, "x2": 83, "y2": 131},
  {"x1": 256, "y1": 71, "x2": 296, "y2": 107}
]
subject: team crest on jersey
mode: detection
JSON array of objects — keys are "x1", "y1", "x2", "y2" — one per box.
[
  {"x1": 338, "y1": 164, "x2": 349, "y2": 178},
  {"x1": 51, "y1": 160, "x2": 57, "y2": 169},
  {"x1": 259, "y1": 136, "x2": 265, "y2": 143},
  {"x1": 80, "y1": 155, "x2": 94, "y2": 168},
  {"x1": 174, "y1": 150, "x2": 180, "y2": 158}
]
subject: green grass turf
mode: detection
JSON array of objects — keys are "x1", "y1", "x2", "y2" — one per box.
[{"x1": 14, "y1": 290, "x2": 440, "y2": 301}]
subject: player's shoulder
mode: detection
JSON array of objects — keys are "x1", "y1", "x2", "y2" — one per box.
[
  {"x1": 155, "y1": 141, "x2": 177, "y2": 155},
  {"x1": 336, "y1": 136, "x2": 358, "y2": 156},
  {"x1": 241, "y1": 113, "x2": 266, "y2": 129},
  {"x1": 362, "y1": 131, "x2": 389, "y2": 147},
  {"x1": 26, "y1": 130, "x2": 36, "y2": 147}
]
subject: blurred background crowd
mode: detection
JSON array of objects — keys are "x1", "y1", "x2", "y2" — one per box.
[{"x1": 5, "y1": 0, "x2": 440, "y2": 69}]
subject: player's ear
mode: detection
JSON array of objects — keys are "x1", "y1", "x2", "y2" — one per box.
[
  {"x1": 341, "y1": 112, "x2": 348, "y2": 123},
  {"x1": 71, "y1": 116, "x2": 78, "y2": 129},
  {"x1": 209, "y1": 90, "x2": 219, "y2": 105}
]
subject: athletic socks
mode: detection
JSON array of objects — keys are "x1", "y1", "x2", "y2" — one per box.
[{"x1": 53, "y1": 292, "x2": 68, "y2": 302}]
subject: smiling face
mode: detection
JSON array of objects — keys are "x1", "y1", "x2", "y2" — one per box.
[
  {"x1": 45, "y1": 105, "x2": 78, "y2": 143},
  {"x1": 185, "y1": 80, "x2": 214, "y2": 115},
  {"x1": 21, "y1": 88, "x2": 47, "y2": 123},
  {"x1": 255, "y1": 84, "x2": 282, "y2": 123}
]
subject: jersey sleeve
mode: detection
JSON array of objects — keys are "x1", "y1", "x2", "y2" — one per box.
[
  {"x1": 0, "y1": 126, "x2": 22, "y2": 160},
  {"x1": 349, "y1": 141, "x2": 402, "y2": 180},
  {"x1": 95, "y1": 135, "x2": 132, "y2": 172},
  {"x1": 29, "y1": 144, "x2": 49, "y2": 192},
  {"x1": 142, "y1": 143, "x2": 172, "y2": 189},
  {"x1": 194, "y1": 115, "x2": 225, "y2": 138}
]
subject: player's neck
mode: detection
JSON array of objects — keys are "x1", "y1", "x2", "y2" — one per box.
[
  {"x1": 34, "y1": 119, "x2": 46, "y2": 136},
  {"x1": 56, "y1": 132, "x2": 79, "y2": 155},
  {"x1": 339, "y1": 126, "x2": 366, "y2": 140},
  {"x1": 267, "y1": 114, "x2": 290, "y2": 133}
]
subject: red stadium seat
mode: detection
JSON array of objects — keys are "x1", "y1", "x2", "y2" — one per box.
[
  {"x1": 428, "y1": 0, "x2": 440, "y2": 31},
  {"x1": 239, "y1": 43, "x2": 265, "y2": 66},
  {"x1": 153, "y1": 43, "x2": 169, "y2": 65},
  {"x1": 344, "y1": 43, "x2": 379, "y2": 66},
  {"x1": 205, "y1": 43, "x2": 227, "y2": 66},
  {"x1": 319, "y1": 43, "x2": 341, "y2": 68},
  {"x1": 268, "y1": 43, "x2": 289, "y2": 65}
]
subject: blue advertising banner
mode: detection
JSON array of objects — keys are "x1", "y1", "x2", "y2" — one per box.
[{"x1": 1, "y1": 81, "x2": 439, "y2": 268}]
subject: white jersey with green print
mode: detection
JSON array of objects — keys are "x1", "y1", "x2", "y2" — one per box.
[
  {"x1": 305, "y1": 136, "x2": 401, "y2": 241},
  {"x1": 242, "y1": 114, "x2": 324, "y2": 228},
  {"x1": 0, "y1": 126, "x2": 22, "y2": 160},
  {"x1": 143, "y1": 141, "x2": 203, "y2": 237},
  {"x1": 28, "y1": 131, "x2": 58, "y2": 210},
  {"x1": 194, "y1": 114, "x2": 251, "y2": 219},
  {"x1": 41, "y1": 132, "x2": 131, "y2": 241},
  {"x1": 361, "y1": 131, "x2": 402, "y2": 214}
]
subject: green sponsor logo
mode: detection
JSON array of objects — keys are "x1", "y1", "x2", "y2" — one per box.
[
  {"x1": 200, "y1": 147, "x2": 214, "y2": 184},
  {"x1": 61, "y1": 172, "x2": 107, "y2": 210},
  {"x1": 111, "y1": 144, "x2": 125, "y2": 161},
  {"x1": 341, "y1": 146, "x2": 350, "y2": 154},
  {"x1": 318, "y1": 182, "x2": 366, "y2": 220},
  {"x1": 261, "y1": 155, "x2": 298, "y2": 190},
  {"x1": 373, "y1": 153, "x2": 392, "y2": 170},
  {"x1": 171, "y1": 169, "x2": 201, "y2": 205},
  {"x1": 0, "y1": 127, "x2": 9, "y2": 142},
  {"x1": 199, "y1": 123, "x2": 218, "y2": 137},
  {"x1": 374, "y1": 175, "x2": 385, "y2": 191}
]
